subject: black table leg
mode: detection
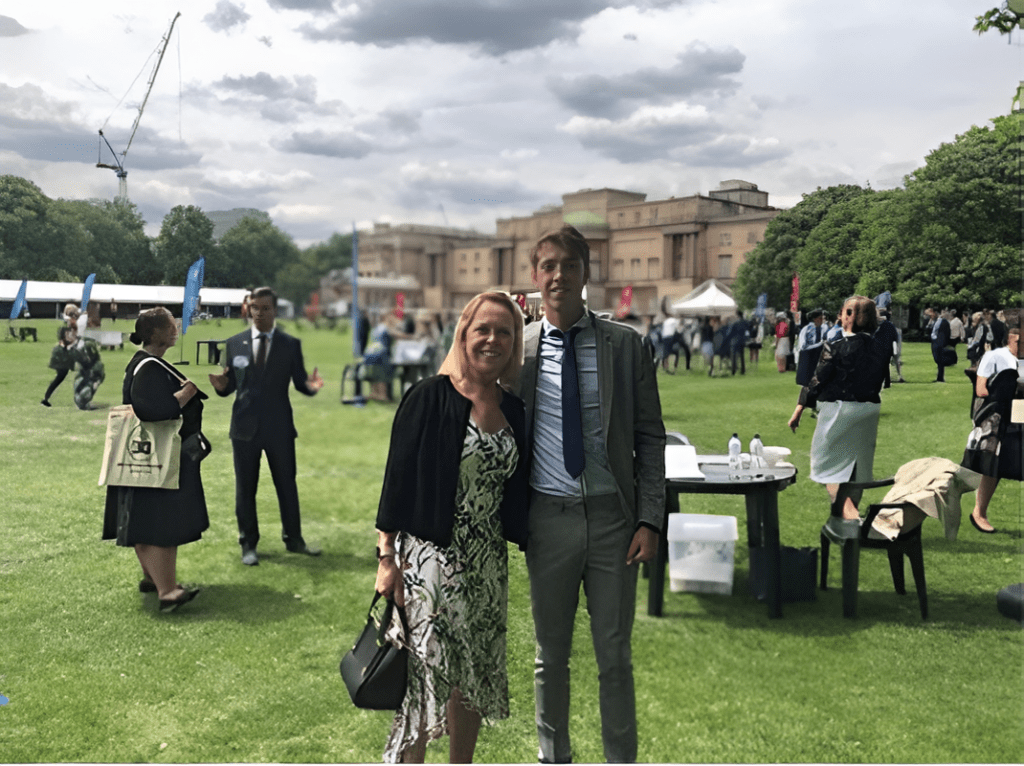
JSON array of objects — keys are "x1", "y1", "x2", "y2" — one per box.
[
  {"x1": 648, "y1": 489, "x2": 680, "y2": 616},
  {"x1": 746, "y1": 487, "x2": 783, "y2": 618}
]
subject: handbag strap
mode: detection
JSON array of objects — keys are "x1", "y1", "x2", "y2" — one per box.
[
  {"x1": 135, "y1": 354, "x2": 190, "y2": 384},
  {"x1": 370, "y1": 591, "x2": 410, "y2": 646}
]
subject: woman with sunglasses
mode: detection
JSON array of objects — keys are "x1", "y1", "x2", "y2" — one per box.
[{"x1": 788, "y1": 295, "x2": 889, "y2": 528}]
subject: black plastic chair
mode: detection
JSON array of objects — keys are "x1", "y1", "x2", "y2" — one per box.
[{"x1": 820, "y1": 477, "x2": 928, "y2": 619}]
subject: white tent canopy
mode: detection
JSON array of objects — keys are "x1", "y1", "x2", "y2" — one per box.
[{"x1": 669, "y1": 279, "x2": 736, "y2": 316}]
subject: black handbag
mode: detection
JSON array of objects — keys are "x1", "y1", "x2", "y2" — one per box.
[{"x1": 340, "y1": 592, "x2": 410, "y2": 710}]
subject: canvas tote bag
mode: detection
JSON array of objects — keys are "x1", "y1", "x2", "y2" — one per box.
[{"x1": 98, "y1": 357, "x2": 183, "y2": 490}]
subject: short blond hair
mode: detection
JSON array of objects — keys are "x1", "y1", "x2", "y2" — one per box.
[{"x1": 438, "y1": 292, "x2": 524, "y2": 386}]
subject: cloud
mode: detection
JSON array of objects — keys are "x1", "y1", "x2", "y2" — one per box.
[
  {"x1": 0, "y1": 15, "x2": 30, "y2": 36},
  {"x1": 396, "y1": 160, "x2": 545, "y2": 209},
  {"x1": 276, "y1": 129, "x2": 375, "y2": 159},
  {"x1": 548, "y1": 42, "x2": 745, "y2": 118},
  {"x1": 203, "y1": 168, "x2": 315, "y2": 196},
  {"x1": 380, "y1": 108, "x2": 421, "y2": 135},
  {"x1": 205, "y1": 73, "x2": 344, "y2": 121},
  {"x1": 678, "y1": 135, "x2": 790, "y2": 168},
  {"x1": 297, "y1": 0, "x2": 688, "y2": 55},
  {"x1": 267, "y1": 0, "x2": 335, "y2": 11},
  {"x1": 559, "y1": 102, "x2": 718, "y2": 161},
  {"x1": 203, "y1": 1, "x2": 251, "y2": 33},
  {"x1": 0, "y1": 83, "x2": 96, "y2": 164},
  {"x1": 214, "y1": 72, "x2": 318, "y2": 104}
]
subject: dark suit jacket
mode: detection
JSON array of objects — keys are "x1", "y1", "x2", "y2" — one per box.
[
  {"x1": 930, "y1": 317, "x2": 951, "y2": 350},
  {"x1": 217, "y1": 327, "x2": 316, "y2": 441}
]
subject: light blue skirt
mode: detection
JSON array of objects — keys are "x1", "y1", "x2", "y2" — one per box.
[{"x1": 810, "y1": 400, "x2": 881, "y2": 484}]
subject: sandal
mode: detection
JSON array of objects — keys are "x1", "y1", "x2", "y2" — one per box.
[{"x1": 159, "y1": 587, "x2": 201, "y2": 613}]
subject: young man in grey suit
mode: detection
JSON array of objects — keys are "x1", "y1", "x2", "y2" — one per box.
[
  {"x1": 209, "y1": 287, "x2": 324, "y2": 565},
  {"x1": 516, "y1": 225, "x2": 666, "y2": 763}
]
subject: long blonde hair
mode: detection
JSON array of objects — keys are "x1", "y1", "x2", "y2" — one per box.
[{"x1": 438, "y1": 292, "x2": 524, "y2": 386}]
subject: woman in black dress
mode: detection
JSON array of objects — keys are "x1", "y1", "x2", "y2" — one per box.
[{"x1": 102, "y1": 308, "x2": 209, "y2": 612}]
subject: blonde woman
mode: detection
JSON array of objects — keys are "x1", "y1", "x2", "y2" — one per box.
[
  {"x1": 373, "y1": 292, "x2": 528, "y2": 763},
  {"x1": 789, "y1": 296, "x2": 889, "y2": 525}
]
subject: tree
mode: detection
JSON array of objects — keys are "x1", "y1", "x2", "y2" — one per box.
[
  {"x1": 736, "y1": 111, "x2": 1022, "y2": 313},
  {"x1": 975, "y1": 3, "x2": 1024, "y2": 35},
  {"x1": 888, "y1": 115, "x2": 1021, "y2": 307},
  {"x1": 794, "y1": 189, "x2": 891, "y2": 311},
  {"x1": 0, "y1": 175, "x2": 61, "y2": 280},
  {"x1": 154, "y1": 205, "x2": 218, "y2": 286},
  {"x1": 275, "y1": 232, "x2": 352, "y2": 308},
  {"x1": 218, "y1": 216, "x2": 300, "y2": 289},
  {"x1": 733, "y1": 185, "x2": 869, "y2": 309},
  {"x1": 49, "y1": 198, "x2": 155, "y2": 284}
]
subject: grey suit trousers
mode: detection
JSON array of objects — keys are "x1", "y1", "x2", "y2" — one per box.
[{"x1": 526, "y1": 491, "x2": 638, "y2": 763}]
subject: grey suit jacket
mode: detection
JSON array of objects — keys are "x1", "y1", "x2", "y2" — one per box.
[{"x1": 515, "y1": 312, "x2": 666, "y2": 533}]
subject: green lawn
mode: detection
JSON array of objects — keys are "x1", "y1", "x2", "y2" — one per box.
[{"x1": 1, "y1": 318, "x2": 1021, "y2": 763}]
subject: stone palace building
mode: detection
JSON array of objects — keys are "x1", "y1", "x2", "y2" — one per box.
[{"x1": 321, "y1": 179, "x2": 780, "y2": 319}]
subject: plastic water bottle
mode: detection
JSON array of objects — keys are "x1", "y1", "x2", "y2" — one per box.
[
  {"x1": 728, "y1": 433, "x2": 742, "y2": 471},
  {"x1": 749, "y1": 434, "x2": 765, "y2": 468}
]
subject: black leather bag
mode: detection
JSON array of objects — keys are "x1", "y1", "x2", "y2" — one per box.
[
  {"x1": 941, "y1": 347, "x2": 958, "y2": 367},
  {"x1": 340, "y1": 592, "x2": 410, "y2": 710}
]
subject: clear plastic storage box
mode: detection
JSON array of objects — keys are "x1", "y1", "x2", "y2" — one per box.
[{"x1": 666, "y1": 514, "x2": 739, "y2": 595}]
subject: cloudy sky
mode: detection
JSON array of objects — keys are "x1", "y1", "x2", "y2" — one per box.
[{"x1": 1, "y1": 0, "x2": 1018, "y2": 246}]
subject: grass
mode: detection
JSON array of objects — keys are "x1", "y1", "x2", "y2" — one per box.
[{"x1": 0, "y1": 318, "x2": 1022, "y2": 763}]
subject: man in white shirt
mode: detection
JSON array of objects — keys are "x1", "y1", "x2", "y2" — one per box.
[{"x1": 659, "y1": 314, "x2": 680, "y2": 373}]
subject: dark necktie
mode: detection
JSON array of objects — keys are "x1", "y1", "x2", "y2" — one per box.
[
  {"x1": 814, "y1": 325, "x2": 820, "y2": 344},
  {"x1": 255, "y1": 333, "x2": 268, "y2": 370},
  {"x1": 553, "y1": 327, "x2": 585, "y2": 479}
]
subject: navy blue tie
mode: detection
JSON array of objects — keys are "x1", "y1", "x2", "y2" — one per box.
[{"x1": 553, "y1": 327, "x2": 585, "y2": 479}]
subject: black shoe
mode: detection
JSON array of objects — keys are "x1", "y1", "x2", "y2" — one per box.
[
  {"x1": 286, "y1": 542, "x2": 321, "y2": 557},
  {"x1": 241, "y1": 548, "x2": 259, "y2": 566},
  {"x1": 969, "y1": 514, "x2": 997, "y2": 534},
  {"x1": 139, "y1": 578, "x2": 157, "y2": 593},
  {"x1": 40, "y1": 400, "x2": 51, "y2": 407},
  {"x1": 159, "y1": 587, "x2": 200, "y2": 613}
]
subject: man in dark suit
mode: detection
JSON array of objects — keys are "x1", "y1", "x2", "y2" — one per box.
[
  {"x1": 925, "y1": 307, "x2": 951, "y2": 382},
  {"x1": 210, "y1": 287, "x2": 324, "y2": 565}
]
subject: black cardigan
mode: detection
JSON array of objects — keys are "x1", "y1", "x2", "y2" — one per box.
[
  {"x1": 375, "y1": 375, "x2": 530, "y2": 550},
  {"x1": 798, "y1": 333, "x2": 887, "y2": 408}
]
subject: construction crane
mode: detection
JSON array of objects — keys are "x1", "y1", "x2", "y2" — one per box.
[{"x1": 96, "y1": 11, "x2": 181, "y2": 202}]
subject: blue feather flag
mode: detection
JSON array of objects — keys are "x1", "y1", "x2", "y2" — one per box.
[
  {"x1": 9, "y1": 279, "x2": 27, "y2": 320},
  {"x1": 351, "y1": 224, "x2": 360, "y2": 358},
  {"x1": 755, "y1": 292, "x2": 767, "y2": 321},
  {"x1": 80, "y1": 273, "x2": 96, "y2": 312},
  {"x1": 181, "y1": 257, "x2": 205, "y2": 335}
]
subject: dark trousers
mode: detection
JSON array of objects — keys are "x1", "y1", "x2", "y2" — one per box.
[
  {"x1": 44, "y1": 369, "x2": 69, "y2": 401},
  {"x1": 730, "y1": 349, "x2": 746, "y2": 375},
  {"x1": 232, "y1": 434, "x2": 304, "y2": 550},
  {"x1": 932, "y1": 345, "x2": 945, "y2": 381}
]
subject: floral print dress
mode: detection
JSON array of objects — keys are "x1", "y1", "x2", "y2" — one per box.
[{"x1": 383, "y1": 419, "x2": 518, "y2": 762}]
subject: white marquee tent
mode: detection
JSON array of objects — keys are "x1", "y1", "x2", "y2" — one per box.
[{"x1": 669, "y1": 279, "x2": 737, "y2": 316}]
